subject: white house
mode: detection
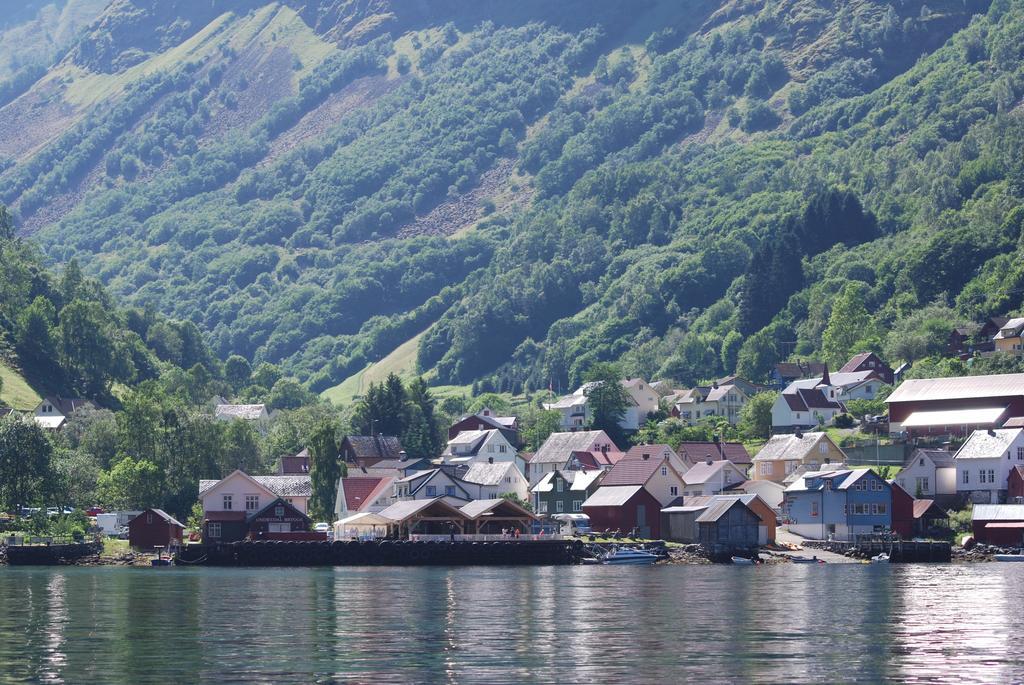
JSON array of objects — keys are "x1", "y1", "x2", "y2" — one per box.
[
  {"x1": 895, "y1": 449, "x2": 957, "y2": 500},
  {"x1": 771, "y1": 381, "x2": 845, "y2": 432},
  {"x1": 392, "y1": 468, "x2": 474, "y2": 506},
  {"x1": 671, "y1": 383, "x2": 750, "y2": 426},
  {"x1": 460, "y1": 461, "x2": 530, "y2": 502},
  {"x1": 198, "y1": 470, "x2": 312, "y2": 516},
  {"x1": 544, "y1": 378, "x2": 659, "y2": 432},
  {"x1": 681, "y1": 459, "x2": 748, "y2": 499},
  {"x1": 954, "y1": 428, "x2": 1024, "y2": 504},
  {"x1": 33, "y1": 396, "x2": 97, "y2": 430},
  {"x1": 442, "y1": 429, "x2": 523, "y2": 472}
]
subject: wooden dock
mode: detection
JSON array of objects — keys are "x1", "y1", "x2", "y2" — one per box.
[
  {"x1": 176, "y1": 538, "x2": 586, "y2": 567},
  {"x1": 803, "y1": 539, "x2": 951, "y2": 562}
]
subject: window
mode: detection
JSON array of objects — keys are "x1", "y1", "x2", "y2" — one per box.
[
  {"x1": 538, "y1": 501, "x2": 548, "y2": 513},
  {"x1": 811, "y1": 501, "x2": 819, "y2": 517},
  {"x1": 274, "y1": 505, "x2": 284, "y2": 517},
  {"x1": 556, "y1": 479, "x2": 564, "y2": 493},
  {"x1": 208, "y1": 522, "x2": 221, "y2": 538},
  {"x1": 920, "y1": 458, "x2": 925, "y2": 466},
  {"x1": 670, "y1": 486, "x2": 678, "y2": 496},
  {"x1": 795, "y1": 413, "x2": 801, "y2": 419},
  {"x1": 759, "y1": 463, "x2": 771, "y2": 475},
  {"x1": 146, "y1": 513, "x2": 153, "y2": 524},
  {"x1": 877, "y1": 503, "x2": 887, "y2": 515},
  {"x1": 661, "y1": 466, "x2": 668, "y2": 476},
  {"x1": 1018, "y1": 447, "x2": 1024, "y2": 461},
  {"x1": 223, "y1": 494, "x2": 233, "y2": 510},
  {"x1": 245, "y1": 495, "x2": 259, "y2": 511},
  {"x1": 917, "y1": 477, "x2": 929, "y2": 493},
  {"x1": 425, "y1": 485, "x2": 437, "y2": 497},
  {"x1": 499, "y1": 444, "x2": 507, "y2": 453},
  {"x1": 445, "y1": 486, "x2": 456, "y2": 497},
  {"x1": 820, "y1": 444, "x2": 828, "y2": 454},
  {"x1": 870, "y1": 504, "x2": 878, "y2": 515},
  {"x1": 556, "y1": 501, "x2": 564, "y2": 513},
  {"x1": 489, "y1": 493, "x2": 498, "y2": 499},
  {"x1": 573, "y1": 500, "x2": 583, "y2": 512},
  {"x1": 987, "y1": 469, "x2": 996, "y2": 484}
]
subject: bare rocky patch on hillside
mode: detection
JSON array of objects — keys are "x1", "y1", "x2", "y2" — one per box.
[{"x1": 396, "y1": 158, "x2": 533, "y2": 239}]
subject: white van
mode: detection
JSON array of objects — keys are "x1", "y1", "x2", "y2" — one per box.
[{"x1": 551, "y1": 513, "x2": 591, "y2": 536}]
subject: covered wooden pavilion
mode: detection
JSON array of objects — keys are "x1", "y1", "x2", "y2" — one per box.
[
  {"x1": 377, "y1": 498, "x2": 469, "y2": 538},
  {"x1": 460, "y1": 499, "x2": 538, "y2": 534}
]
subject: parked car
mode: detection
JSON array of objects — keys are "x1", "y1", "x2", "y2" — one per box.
[
  {"x1": 86, "y1": 506, "x2": 105, "y2": 516},
  {"x1": 313, "y1": 522, "x2": 331, "y2": 533}
]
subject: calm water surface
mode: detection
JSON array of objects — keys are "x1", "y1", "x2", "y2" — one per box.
[{"x1": 0, "y1": 563, "x2": 1022, "y2": 684}]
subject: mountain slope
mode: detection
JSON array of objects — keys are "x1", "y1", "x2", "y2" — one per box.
[{"x1": 3, "y1": 0, "x2": 1023, "y2": 399}]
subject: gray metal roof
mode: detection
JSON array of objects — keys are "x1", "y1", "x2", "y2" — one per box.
[
  {"x1": 462, "y1": 462, "x2": 516, "y2": 486},
  {"x1": 530, "y1": 431, "x2": 612, "y2": 464},
  {"x1": 972, "y1": 504, "x2": 1024, "y2": 521},
  {"x1": 695, "y1": 498, "x2": 744, "y2": 523},
  {"x1": 582, "y1": 485, "x2": 643, "y2": 507},
  {"x1": 753, "y1": 432, "x2": 829, "y2": 462},
  {"x1": 887, "y1": 373, "x2": 1024, "y2": 403}
]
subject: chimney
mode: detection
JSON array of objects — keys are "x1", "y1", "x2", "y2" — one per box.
[
  {"x1": 642, "y1": 453, "x2": 650, "y2": 460},
  {"x1": 488, "y1": 456, "x2": 494, "y2": 464},
  {"x1": 988, "y1": 428, "x2": 997, "y2": 436},
  {"x1": 399, "y1": 450, "x2": 408, "y2": 462},
  {"x1": 705, "y1": 456, "x2": 713, "y2": 466},
  {"x1": 795, "y1": 430, "x2": 804, "y2": 439}
]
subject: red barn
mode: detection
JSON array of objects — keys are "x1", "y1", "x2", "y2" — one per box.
[
  {"x1": 128, "y1": 509, "x2": 185, "y2": 550},
  {"x1": 582, "y1": 485, "x2": 662, "y2": 538},
  {"x1": 889, "y1": 482, "x2": 915, "y2": 539},
  {"x1": 971, "y1": 504, "x2": 1024, "y2": 546},
  {"x1": 886, "y1": 373, "x2": 1024, "y2": 438}
]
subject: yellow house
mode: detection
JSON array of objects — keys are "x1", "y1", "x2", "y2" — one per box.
[
  {"x1": 993, "y1": 318, "x2": 1024, "y2": 355},
  {"x1": 751, "y1": 432, "x2": 846, "y2": 484}
]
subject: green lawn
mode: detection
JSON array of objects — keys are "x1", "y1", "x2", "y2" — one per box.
[
  {"x1": 0, "y1": 362, "x2": 41, "y2": 410},
  {"x1": 321, "y1": 331, "x2": 426, "y2": 406}
]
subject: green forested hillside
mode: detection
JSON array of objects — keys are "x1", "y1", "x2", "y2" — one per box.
[{"x1": 2, "y1": 0, "x2": 1024, "y2": 399}]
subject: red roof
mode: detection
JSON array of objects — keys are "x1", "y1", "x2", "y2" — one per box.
[
  {"x1": 676, "y1": 442, "x2": 752, "y2": 466},
  {"x1": 342, "y1": 477, "x2": 388, "y2": 512},
  {"x1": 570, "y1": 450, "x2": 624, "y2": 470},
  {"x1": 599, "y1": 456, "x2": 667, "y2": 486},
  {"x1": 204, "y1": 511, "x2": 246, "y2": 522}
]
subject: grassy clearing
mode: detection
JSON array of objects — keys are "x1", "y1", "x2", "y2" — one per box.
[
  {"x1": 101, "y1": 538, "x2": 130, "y2": 557},
  {"x1": 321, "y1": 331, "x2": 426, "y2": 406},
  {"x1": 0, "y1": 362, "x2": 41, "y2": 410}
]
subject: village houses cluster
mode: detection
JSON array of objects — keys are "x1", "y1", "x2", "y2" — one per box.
[{"x1": 29, "y1": 340, "x2": 1024, "y2": 551}]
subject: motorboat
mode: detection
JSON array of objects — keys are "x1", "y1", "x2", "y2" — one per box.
[
  {"x1": 870, "y1": 553, "x2": 890, "y2": 564},
  {"x1": 731, "y1": 556, "x2": 756, "y2": 565},
  {"x1": 601, "y1": 546, "x2": 660, "y2": 565},
  {"x1": 994, "y1": 554, "x2": 1024, "y2": 562},
  {"x1": 791, "y1": 555, "x2": 825, "y2": 564}
]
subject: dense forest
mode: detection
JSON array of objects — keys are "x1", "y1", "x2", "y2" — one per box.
[{"x1": 1, "y1": 0, "x2": 1024, "y2": 401}]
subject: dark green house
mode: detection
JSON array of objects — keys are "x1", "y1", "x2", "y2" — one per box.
[{"x1": 531, "y1": 469, "x2": 604, "y2": 516}]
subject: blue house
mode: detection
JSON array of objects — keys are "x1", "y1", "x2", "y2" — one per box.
[{"x1": 782, "y1": 468, "x2": 892, "y2": 541}]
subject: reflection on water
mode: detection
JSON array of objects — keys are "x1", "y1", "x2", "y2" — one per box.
[{"x1": 1, "y1": 564, "x2": 1022, "y2": 684}]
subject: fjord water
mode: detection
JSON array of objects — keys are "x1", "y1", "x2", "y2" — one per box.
[{"x1": 1, "y1": 565, "x2": 1021, "y2": 684}]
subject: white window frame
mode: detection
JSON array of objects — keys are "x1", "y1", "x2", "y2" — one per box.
[
  {"x1": 245, "y1": 494, "x2": 260, "y2": 511},
  {"x1": 223, "y1": 494, "x2": 233, "y2": 510},
  {"x1": 208, "y1": 522, "x2": 222, "y2": 538},
  {"x1": 572, "y1": 500, "x2": 582, "y2": 512},
  {"x1": 556, "y1": 500, "x2": 564, "y2": 513}
]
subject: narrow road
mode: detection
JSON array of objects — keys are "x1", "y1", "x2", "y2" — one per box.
[{"x1": 771, "y1": 529, "x2": 860, "y2": 564}]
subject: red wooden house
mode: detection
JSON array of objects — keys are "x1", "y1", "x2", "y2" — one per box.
[
  {"x1": 248, "y1": 497, "x2": 323, "y2": 541},
  {"x1": 128, "y1": 509, "x2": 185, "y2": 550},
  {"x1": 890, "y1": 482, "x2": 915, "y2": 539},
  {"x1": 582, "y1": 485, "x2": 662, "y2": 538},
  {"x1": 1009, "y1": 465, "x2": 1024, "y2": 503}
]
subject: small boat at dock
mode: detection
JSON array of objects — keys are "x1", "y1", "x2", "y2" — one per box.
[
  {"x1": 601, "y1": 546, "x2": 660, "y2": 565},
  {"x1": 791, "y1": 555, "x2": 825, "y2": 564},
  {"x1": 870, "y1": 553, "x2": 890, "y2": 564},
  {"x1": 994, "y1": 554, "x2": 1024, "y2": 562},
  {"x1": 731, "y1": 556, "x2": 756, "y2": 565}
]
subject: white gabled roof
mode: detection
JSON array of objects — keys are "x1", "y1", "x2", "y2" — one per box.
[{"x1": 954, "y1": 428, "x2": 1023, "y2": 460}]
